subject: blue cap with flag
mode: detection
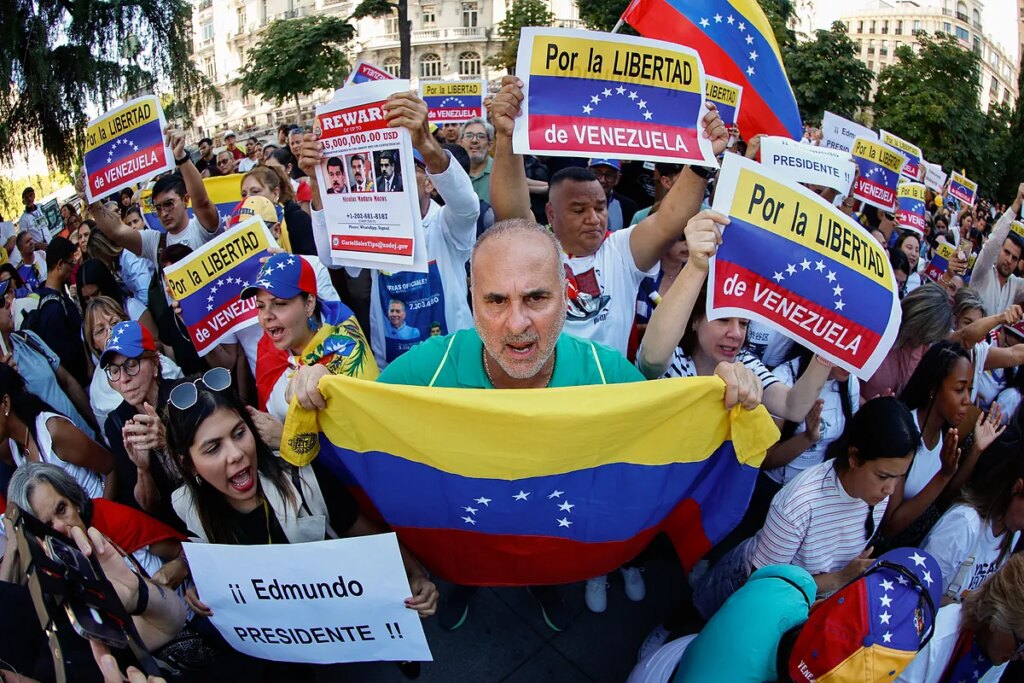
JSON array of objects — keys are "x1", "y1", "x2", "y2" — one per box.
[
  {"x1": 589, "y1": 158, "x2": 621, "y2": 171},
  {"x1": 240, "y1": 253, "x2": 317, "y2": 300},
  {"x1": 99, "y1": 321, "x2": 157, "y2": 368}
]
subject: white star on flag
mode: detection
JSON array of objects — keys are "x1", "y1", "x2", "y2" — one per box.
[
  {"x1": 548, "y1": 490, "x2": 563, "y2": 499},
  {"x1": 713, "y1": 13, "x2": 722, "y2": 22},
  {"x1": 474, "y1": 496, "x2": 491, "y2": 506},
  {"x1": 513, "y1": 491, "x2": 530, "y2": 501},
  {"x1": 746, "y1": 35, "x2": 754, "y2": 45},
  {"x1": 582, "y1": 105, "x2": 593, "y2": 114},
  {"x1": 463, "y1": 506, "x2": 478, "y2": 514},
  {"x1": 699, "y1": 17, "x2": 709, "y2": 28},
  {"x1": 880, "y1": 594, "x2": 892, "y2": 607},
  {"x1": 833, "y1": 284, "x2": 844, "y2": 296},
  {"x1": 557, "y1": 518, "x2": 572, "y2": 528},
  {"x1": 462, "y1": 516, "x2": 476, "y2": 525},
  {"x1": 726, "y1": 15, "x2": 734, "y2": 24},
  {"x1": 277, "y1": 262, "x2": 287, "y2": 270},
  {"x1": 896, "y1": 574, "x2": 909, "y2": 586},
  {"x1": 815, "y1": 260, "x2": 825, "y2": 272},
  {"x1": 591, "y1": 95, "x2": 601, "y2": 104},
  {"x1": 749, "y1": 51, "x2": 759, "y2": 61},
  {"x1": 637, "y1": 99, "x2": 647, "y2": 109},
  {"x1": 835, "y1": 300, "x2": 845, "y2": 311},
  {"x1": 616, "y1": 86, "x2": 625, "y2": 95},
  {"x1": 800, "y1": 259, "x2": 811, "y2": 270},
  {"x1": 206, "y1": 305, "x2": 213, "y2": 311},
  {"x1": 785, "y1": 264, "x2": 796, "y2": 276},
  {"x1": 217, "y1": 279, "x2": 224, "y2": 286},
  {"x1": 747, "y1": 67, "x2": 755, "y2": 77},
  {"x1": 628, "y1": 91, "x2": 638, "y2": 100},
  {"x1": 879, "y1": 611, "x2": 891, "y2": 625},
  {"x1": 879, "y1": 579, "x2": 894, "y2": 591},
  {"x1": 207, "y1": 295, "x2": 214, "y2": 302},
  {"x1": 558, "y1": 501, "x2": 574, "y2": 512},
  {"x1": 923, "y1": 570, "x2": 933, "y2": 585},
  {"x1": 643, "y1": 111, "x2": 652, "y2": 120},
  {"x1": 738, "y1": 22, "x2": 746, "y2": 31},
  {"x1": 602, "y1": 88, "x2": 612, "y2": 97},
  {"x1": 910, "y1": 552, "x2": 927, "y2": 567},
  {"x1": 287, "y1": 257, "x2": 295, "y2": 264},
  {"x1": 826, "y1": 271, "x2": 837, "y2": 282},
  {"x1": 773, "y1": 272, "x2": 784, "y2": 282},
  {"x1": 883, "y1": 631, "x2": 893, "y2": 644}
]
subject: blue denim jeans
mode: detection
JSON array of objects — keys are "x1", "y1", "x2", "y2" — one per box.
[{"x1": 691, "y1": 536, "x2": 755, "y2": 621}]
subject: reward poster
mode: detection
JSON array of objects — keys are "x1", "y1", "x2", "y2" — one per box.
[
  {"x1": 314, "y1": 80, "x2": 426, "y2": 272},
  {"x1": 512, "y1": 27, "x2": 717, "y2": 166}
]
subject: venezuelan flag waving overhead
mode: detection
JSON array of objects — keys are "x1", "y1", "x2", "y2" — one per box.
[
  {"x1": 309, "y1": 375, "x2": 779, "y2": 586},
  {"x1": 621, "y1": 0, "x2": 802, "y2": 140}
]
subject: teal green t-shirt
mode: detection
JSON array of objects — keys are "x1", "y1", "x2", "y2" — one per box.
[
  {"x1": 377, "y1": 328, "x2": 644, "y2": 388},
  {"x1": 672, "y1": 565, "x2": 816, "y2": 682}
]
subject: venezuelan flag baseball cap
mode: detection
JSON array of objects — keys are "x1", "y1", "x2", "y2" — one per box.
[
  {"x1": 787, "y1": 547, "x2": 942, "y2": 682},
  {"x1": 240, "y1": 253, "x2": 317, "y2": 300},
  {"x1": 99, "y1": 321, "x2": 157, "y2": 368},
  {"x1": 589, "y1": 158, "x2": 621, "y2": 171},
  {"x1": 229, "y1": 195, "x2": 282, "y2": 228}
]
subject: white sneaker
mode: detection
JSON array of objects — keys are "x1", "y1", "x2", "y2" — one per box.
[
  {"x1": 621, "y1": 566, "x2": 646, "y2": 601},
  {"x1": 637, "y1": 624, "x2": 670, "y2": 661},
  {"x1": 585, "y1": 576, "x2": 608, "y2": 613}
]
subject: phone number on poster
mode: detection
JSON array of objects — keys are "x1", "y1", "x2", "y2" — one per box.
[{"x1": 348, "y1": 213, "x2": 390, "y2": 221}]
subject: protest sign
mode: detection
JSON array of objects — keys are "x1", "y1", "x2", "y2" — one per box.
[
  {"x1": 759, "y1": 136, "x2": 855, "y2": 195},
  {"x1": 923, "y1": 161, "x2": 948, "y2": 193},
  {"x1": 879, "y1": 129, "x2": 923, "y2": 181},
  {"x1": 704, "y1": 76, "x2": 743, "y2": 127},
  {"x1": 924, "y1": 242, "x2": 959, "y2": 283},
  {"x1": 419, "y1": 80, "x2": 485, "y2": 124},
  {"x1": 949, "y1": 171, "x2": 978, "y2": 206},
  {"x1": 183, "y1": 534, "x2": 431, "y2": 664},
  {"x1": 1013, "y1": 221, "x2": 1024, "y2": 239},
  {"x1": 346, "y1": 61, "x2": 395, "y2": 86},
  {"x1": 39, "y1": 199, "x2": 62, "y2": 237},
  {"x1": 314, "y1": 80, "x2": 426, "y2": 272},
  {"x1": 896, "y1": 181, "x2": 927, "y2": 235},
  {"x1": 141, "y1": 174, "x2": 243, "y2": 232},
  {"x1": 708, "y1": 155, "x2": 900, "y2": 378},
  {"x1": 821, "y1": 111, "x2": 876, "y2": 154},
  {"x1": 850, "y1": 137, "x2": 904, "y2": 212},
  {"x1": 512, "y1": 27, "x2": 717, "y2": 167},
  {"x1": 163, "y1": 217, "x2": 275, "y2": 356},
  {"x1": 84, "y1": 95, "x2": 174, "y2": 204}
]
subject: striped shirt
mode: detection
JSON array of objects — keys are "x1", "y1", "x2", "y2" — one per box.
[
  {"x1": 661, "y1": 348, "x2": 778, "y2": 391},
  {"x1": 747, "y1": 460, "x2": 885, "y2": 577}
]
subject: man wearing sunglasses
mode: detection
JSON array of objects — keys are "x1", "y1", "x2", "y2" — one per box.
[{"x1": 85, "y1": 126, "x2": 223, "y2": 275}]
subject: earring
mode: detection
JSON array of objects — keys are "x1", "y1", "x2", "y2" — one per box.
[
  {"x1": 195, "y1": 475, "x2": 202, "y2": 486},
  {"x1": 308, "y1": 316, "x2": 319, "y2": 332}
]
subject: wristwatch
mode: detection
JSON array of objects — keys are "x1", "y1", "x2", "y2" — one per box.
[
  {"x1": 687, "y1": 164, "x2": 717, "y2": 180},
  {"x1": 174, "y1": 155, "x2": 190, "y2": 166}
]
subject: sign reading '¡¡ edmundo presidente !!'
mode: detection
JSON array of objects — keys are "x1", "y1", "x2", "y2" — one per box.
[
  {"x1": 709, "y1": 155, "x2": 901, "y2": 379},
  {"x1": 83, "y1": 95, "x2": 175, "y2": 204},
  {"x1": 512, "y1": 27, "x2": 717, "y2": 167}
]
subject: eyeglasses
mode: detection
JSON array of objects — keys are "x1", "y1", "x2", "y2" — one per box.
[
  {"x1": 169, "y1": 367, "x2": 232, "y2": 411},
  {"x1": 461, "y1": 132, "x2": 488, "y2": 141},
  {"x1": 105, "y1": 357, "x2": 142, "y2": 382},
  {"x1": 153, "y1": 199, "x2": 179, "y2": 215}
]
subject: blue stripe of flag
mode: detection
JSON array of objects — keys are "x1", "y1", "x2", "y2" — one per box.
[
  {"x1": 84, "y1": 118, "x2": 165, "y2": 170},
  {"x1": 528, "y1": 75, "x2": 702, "y2": 125}
]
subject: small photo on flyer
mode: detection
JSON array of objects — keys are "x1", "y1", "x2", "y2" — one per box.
[
  {"x1": 323, "y1": 157, "x2": 350, "y2": 195},
  {"x1": 347, "y1": 153, "x2": 375, "y2": 193},
  {"x1": 373, "y1": 149, "x2": 403, "y2": 192}
]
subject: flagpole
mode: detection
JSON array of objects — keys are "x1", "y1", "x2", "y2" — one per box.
[{"x1": 611, "y1": 19, "x2": 624, "y2": 33}]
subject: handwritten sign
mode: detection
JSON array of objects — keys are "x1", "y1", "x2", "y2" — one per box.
[
  {"x1": 821, "y1": 111, "x2": 876, "y2": 154},
  {"x1": 759, "y1": 136, "x2": 855, "y2": 195},
  {"x1": 419, "y1": 80, "x2": 485, "y2": 124},
  {"x1": 708, "y1": 155, "x2": 900, "y2": 378},
  {"x1": 949, "y1": 171, "x2": 978, "y2": 207},
  {"x1": 851, "y1": 137, "x2": 904, "y2": 212},
  {"x1": 346, "y1": 61, "x2": 395, "y2": 86},
  {"x1": 183, "y1": 534, "x2": 432, "y2": 664},
  {"x1": 880, "y1": 129, "x2": 923, "y2": 181},
  {"x1": 924, "y1": 161, "x2": 948, "y2": 193},
  {"x1": 896, "y1": 182, "x2": 927, "y2": 236},
  {"x1": 314, "y1": 80, "x2": 426, "y2": 272},
  {"x1": 704, "y1": 76, "x2": 743, "y2": 127},
  {"x1": 163, "y1": 217, "x2": 275, "y2": 355},
  {"x1": 512, "y1": 27, "x2": 716, "y2": 166},
  {"x1": 84, "y1": 95, "x2": 174, "y2": 203}
]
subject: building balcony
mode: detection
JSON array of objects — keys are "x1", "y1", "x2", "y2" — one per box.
[
  {"x1": 956, "y1": 12, "x2": 968, "y2": 23},
  {"x1": 362, "y1": 25, "x2": 487, "y2": 49}
]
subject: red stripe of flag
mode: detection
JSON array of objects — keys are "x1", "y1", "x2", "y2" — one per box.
[
  {"x1": 88, "y1": 141, "x2": 167, "y2": 195},
  {"x1": 528, "y1": 114, "x2": 702, "y2": 161},
  {"x1": 186, "y1": 295, "x2": 258, "y2": 353}
]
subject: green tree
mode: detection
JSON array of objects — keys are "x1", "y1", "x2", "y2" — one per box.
[
  {"x1": 488, "y1": 0, "x2": 556, "y2": 73},
  {"x1": 873, "y1": 31, "x2": 1008, "y2": 195},
  {"x1": 352, "y1": 0, "x2": 411, "y2": 79},
  {"x1": 998, "y1": 56, "x2": 1024, "y2": 201},
  {"x1": 240, "y1": 15, "x2": 355, "y2": 121},
  {"x1": 785, "y1": 22, "x2": 874, "y2": 124},
  {"x1": 576, "y1": 0, "x2": 634, "y2": 34},
  {"x1": 758, "y1": 0, "x2": 796, "y2": 52},
  {"x1": 0, "y1": 0, "x2": 206, "y2": 177}
]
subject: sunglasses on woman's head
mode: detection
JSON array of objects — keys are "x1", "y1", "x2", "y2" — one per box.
[{"x1": 169, "y1": 367, "x2": 232, "y2": 411}]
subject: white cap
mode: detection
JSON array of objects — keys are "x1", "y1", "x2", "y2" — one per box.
[{"x1": 223, "y1": 129, "x2": 236, "y2": 139}]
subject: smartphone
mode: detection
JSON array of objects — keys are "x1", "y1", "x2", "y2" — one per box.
[{"x1": 45, "y1": 536, "x2": 130, "y2": 648}]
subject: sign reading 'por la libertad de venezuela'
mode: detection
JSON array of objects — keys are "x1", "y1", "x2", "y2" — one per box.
[
  {"x1": 708, "y1": 155, "x2": 901, "y2": 379},
  {"x1": 512, "y1": 27, "x2": 716, "y2": 167},
  {"x1": 84, "y1": 95, "x2": 175, "y2": 204},
  {"x1": 879, "y1": 129, "x2": 923, "y2": 181},
  {"x1": 949, "y1": 171, "x2": 978, "y2": 207},
  {"x1": 163, "y1": 217, "x2": 276, "y2": 356},
  {"x1": 851, "y1": 137, "x2": 904, "y2": 212},
  {"x1": 184, "y1": 534, "x2": 432, "y2": 664},
  {"x1": 419, "y1": 80, "x2": 485, "y2": 124},
  {"x1": 704, "y1": 76, "x2": 743, "y2": 127},
  {"x1": 896, "y1": 181, "x2": 927, "y2": 236}
]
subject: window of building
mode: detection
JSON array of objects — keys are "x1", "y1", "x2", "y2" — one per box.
[
  {"x1": 973, "y1": 36, "x2": 981, "y2": 54},
  {"x1": 237, "y1": 8, "x2": 246, "y2": 33},
  {"x1": 201, "y1": 21, "x2": 214, "y2": 41},
  {"x1": 895, "y1": 20, "x2": 902, "y2": 35},
  {"x1": 869, "y1": 20, "x2": 876, "y2": 33},
  {"x1": 943, "y1": 22, "x2": 952, "y2": 34},
  {"x1": 956, "y1": 1, "x2": 968, "y2": 22},
  {"x1": 422, "y1": 5, "x2": 436, "y2": 26},
  {"x1": 880, "y1": 40, "x2": 888, "y2": 56},
  {"x1": 867, "y1": 60, "x2": 874, "y2": 71},
  {"x1": 384, "y1": 16, "x2": 398, "y2": 34},
  {"x1": 913, "y1": 19, "x2": 921, "y2": 31},
  {"x1": 881, "y1": 20, "x2": 888, "y2": 34},
  {"x1": 458, "y1": 51, "x2": 481, "y2": 77},
  {"x1": 462, "y1": 2, "x2": 478, "y2": 28},
  {"x1": 972, "y1": 9, "x2": 981, "y2": 26},
  {"x1": 383, "y1": 56, "x2": 400, "y2": 77},
  {"x1": 955, "y1": 26, "x2": 969, "y2": 41},
  {"x1": 420, "y1": 52, "x2": 441, "y2": 78},
  {"x1": 205, "y1": 59, "x2": 216, "y2": 80},
  {"x1": 857, "y1": 20, "x2": 864, "y2": 33}
]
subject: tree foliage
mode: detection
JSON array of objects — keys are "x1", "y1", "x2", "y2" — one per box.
[
  {"x1": 873, "y1": 31, "x2": 1010, "y2": 198},
  {"x1": 353, "y1": 0, "x2": 411, "y2": 79},
  {"x1": 998, "y1": 57, "x2": 1024, "y2": 201},
  {"x1": 576, "y1": 0, "x2": 635, "y2": 34},
  {"x1": 758, "y1": 0, "x2": 796, "y2": 52},
  {"x1": 240, "y1": 15, "x2": 356, "y2": 119},
  {"x1": 488, "y1": 0, "x2": 555, "y2": 72},
  {"x1": 785, "y1": 22, "x2": 874, "y2": 124},
  {"x1": 0, "y1": 0, "x2": 207, "y2": 176}
]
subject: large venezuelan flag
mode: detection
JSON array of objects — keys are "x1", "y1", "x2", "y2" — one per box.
[
  {"x1": 311, "y1": 375, "x2": 779, "y2": 586},
  {"x1": 621, "y1": 0, "x2": 802, "y2": 140},
  {"x1": 141, "y1": 174, "x2": 244, "y2": 232}
]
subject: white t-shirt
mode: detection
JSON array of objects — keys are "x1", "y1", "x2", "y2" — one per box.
[
  {"x1": 563, "y1": 227, "x2": 658, "y2": 355},
  {"x1": 921, "y1": 504, "x2": 1020, "y2": 600},
  {"x1": 91, "y1": 354, "x2": 183, "y2": 445},
  {"x1": 19, "y1": 207, "x2": 48, "y2": 245},
  {"x1": 748, "y1": 460, "x2": 884, "y2": 579},
  {"x1": 10, "y1": 412, "x2": 104, "y2": 499},
  {"x1": 766, "y1": 359, "x2": 859, "y2": 485},
  {"x1": 138, "y1": 216, "x2": 223, "y2": 266},
  {"x1": 660, "y1": 347, "x2": 779, "y2": 392},
  {"x1": 238, "y1": 158, "x2": 258, "y2": 173},
  {"x1": 895, "y1": 603, "x2": 1006, "y2": 683},
  {"x1": 994, "y1": 386, "x2": 1022, "y2": 420},
  {"x1": 904, "y1": 431, "x2": 943, "y2": 500}
]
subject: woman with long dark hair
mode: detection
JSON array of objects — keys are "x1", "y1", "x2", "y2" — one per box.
[
  {"x1": 76, "y1": 258, "x2": 158, "y2": 340},
  {"x1": 161, "y1": 375, "x2": 437, "y2": 619}
]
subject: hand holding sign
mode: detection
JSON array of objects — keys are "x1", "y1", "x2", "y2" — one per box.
[
  {"x1": 491, "y1": 75, "x2": 525, "y2": 139},
  {"x1": 384, "y1": 91, "x2": 434, "y2": 155},
  {"x1": 684, "y1": 209, "x2": 728, "y2": 271}
]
